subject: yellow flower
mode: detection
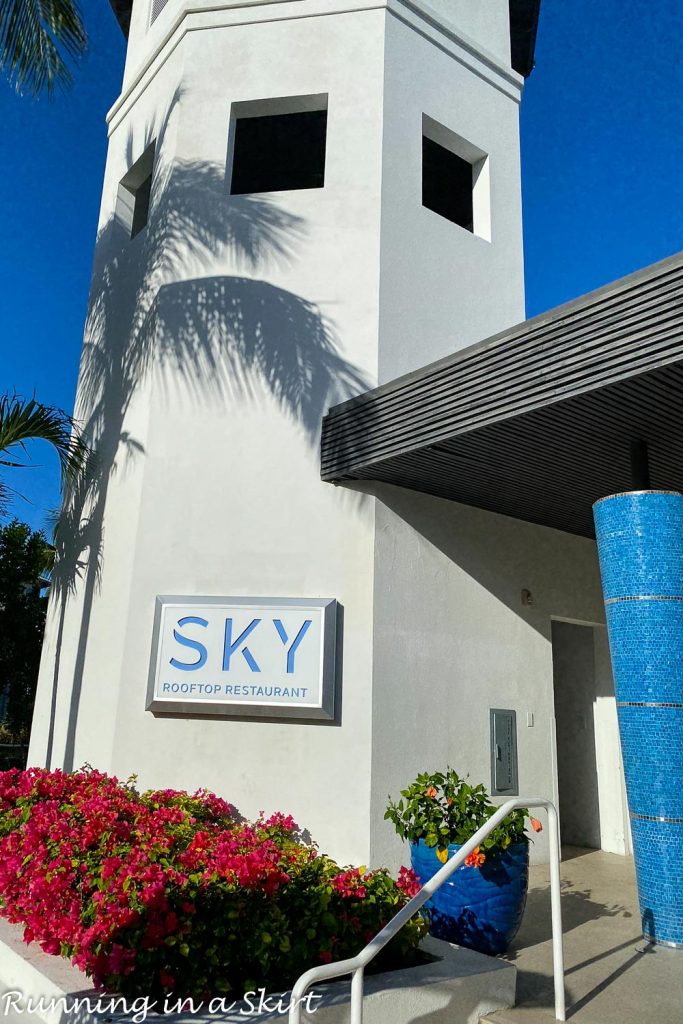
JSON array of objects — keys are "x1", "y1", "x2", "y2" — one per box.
[{"x1": 436, "y1": 847, "x2": 449, "y2": 863}]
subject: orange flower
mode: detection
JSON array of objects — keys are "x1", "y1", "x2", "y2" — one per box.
[
  {"x1": 464, "y1": 847, "x2": 486, "y2": 868},
  {"x1": 530, "y1": 817, "x2": 543, "y2": 833},
  {"x1": 425, "y1": 786, "x2": 438, "y2": 798}
]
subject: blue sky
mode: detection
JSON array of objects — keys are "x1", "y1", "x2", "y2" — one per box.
[{"x1": 1, "y1": 0, "x2": 682, "y2": 531}]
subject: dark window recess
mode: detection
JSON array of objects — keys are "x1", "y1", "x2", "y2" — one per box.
[
  {"x1": 422, "y1": 136, "x2": 474, "y2": 231},
  {"x1": 230, "y1": 109, "x2": 327, "y2": 195},
  {"x1": 116, "y1": 142, "x2": 155, "y2": 240},
  {"x1": 130, "y1": 171, "x2": 153, "y2": 238}
]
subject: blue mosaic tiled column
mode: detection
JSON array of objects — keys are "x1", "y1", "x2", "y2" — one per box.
[{"x1": 593, "y1": 491, "x2": 683, "y2": 948}]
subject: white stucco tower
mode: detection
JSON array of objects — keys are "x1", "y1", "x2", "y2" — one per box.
[{"x1": 31, "y1": 0, "x2": 584, "y2": 868}]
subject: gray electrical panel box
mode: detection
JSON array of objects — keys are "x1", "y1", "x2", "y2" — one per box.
[{"x1": 490, "y1": 709, "x2": 518, "y2": 795}]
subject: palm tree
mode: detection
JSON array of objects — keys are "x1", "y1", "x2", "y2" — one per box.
[
  {"x1": 0, "y1": 394, "x2": 88, "y2": 515},
  {"x1": 0, "y1": 0, "x2": 86, "y2": 96}
]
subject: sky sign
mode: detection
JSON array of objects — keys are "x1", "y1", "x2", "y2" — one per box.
[{"x1": 147, "y1": 597, "x2": 338, "y2": 719}]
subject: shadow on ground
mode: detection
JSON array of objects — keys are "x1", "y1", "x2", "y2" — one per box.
[
  {"x1": 509, "y1": 877, "x2": 632, "y2": 954},
  {"x1": 500, "y1": 864, "x2": 636, "y2": 1016}
]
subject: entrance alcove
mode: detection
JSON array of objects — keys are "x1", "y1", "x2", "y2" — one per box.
[{"x1": 551, "y1": 619, "x2": 631, "y2": 857}]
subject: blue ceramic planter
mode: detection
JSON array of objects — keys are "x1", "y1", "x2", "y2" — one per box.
[{"x1": 410, "y1": 840, "x2": 529, "y2": 955}]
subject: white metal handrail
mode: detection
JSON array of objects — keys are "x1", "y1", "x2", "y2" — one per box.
[{"x1": 288, "y1": 798, "x2": 565, "y2": 1024}]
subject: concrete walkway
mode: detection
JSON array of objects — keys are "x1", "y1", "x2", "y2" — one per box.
[{"x1": 484, "y1": 846, "x2": 683, "y2": 1024}]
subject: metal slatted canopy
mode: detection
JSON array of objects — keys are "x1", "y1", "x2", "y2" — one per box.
[{"x1": 321, "y1": 252, "x2": 683, "y2": 538}]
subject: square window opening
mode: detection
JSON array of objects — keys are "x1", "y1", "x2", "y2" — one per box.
[
  {"x1": 115, "y1": 142, "x2": 156, "y2": 239},
  {"x1": 421, "y1": 115, "x2": 490, "y2": 240},
  {"x1": 230, "y1": 98, "x2": 327, "y2": 196},
  {"x1": 423, "y1": 137, "x2": 473, "y2": 231}
]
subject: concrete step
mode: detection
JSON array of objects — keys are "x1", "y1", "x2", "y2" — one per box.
[{"x1": 0, "y1": 918, "x2": 516, "y2": 1024}]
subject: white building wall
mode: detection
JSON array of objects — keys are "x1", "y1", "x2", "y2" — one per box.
[
  {"x1": 552, "y1": 621, "x2": 603, "y2": 850},
  {"x1": 30, "y1": 0, "x2": 606, "y2": 872},
  {"x1": 28, "y1": 44, "x2": 188, "y2": 779},
  {"x1": 32, "y1": 5, "x2": 388, "y2": 865},
  {"x1": 121, "y1": 1, "x2": 513, "y2": 92},
  {"x1": 421, "y1": 0, "x2": 512, "y2": 64},
  {"x1": 368, "y1": 486, "x2": 607, "y2": 869},
  {"x1": 378, "y1": 4, "x2": 525, "y2": 380},
  {"x1": 551, "y1": 622, "x2": 630, "y2": 858},
  {"x1": 593, "y1": 628, "x2": 632, "y2": 857}
]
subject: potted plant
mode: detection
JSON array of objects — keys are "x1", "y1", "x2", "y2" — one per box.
[{"x1": 385, "y1": 769, "x2": 542, "y2": 956}]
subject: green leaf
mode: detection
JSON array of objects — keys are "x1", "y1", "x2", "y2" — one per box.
[{"x1": 0, "y1": 0, "x2": 87, "y2": 97}]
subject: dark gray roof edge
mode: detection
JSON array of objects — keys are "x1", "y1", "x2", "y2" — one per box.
[
  {"x1": 326, "y1": 249, "x2": 683, "y2": 419},
  {"x1": 106, "y1": 0, "x2": 540, "y2": 76},
  {"x1": 509, "y1": 0, "x2": 541, "y2": 78},
  {"x1": 109, "y1": 0, "x2": 132, "y2": 34}
]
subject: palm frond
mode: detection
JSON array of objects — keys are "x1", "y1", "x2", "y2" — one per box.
[
  {"x1": 0, "y1": 394, "x2": 89, "y2": 496},
  {"x1": 43, "y1": 505, "x2": 61, "y2": 540},
  {"x1": 0, "y1": 475, "x2": 30, "y2": 517},
  {"x1": 0, "y1": 0, "x2": 86, "y2": 96}
]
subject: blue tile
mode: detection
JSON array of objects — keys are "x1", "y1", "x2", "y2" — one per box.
[{"x1": 593, "y1": 491, "x2": 683, "y2": 946}]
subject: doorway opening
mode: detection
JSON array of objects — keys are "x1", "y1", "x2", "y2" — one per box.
[{"x1": 551, "y1": 620, "x2": 631, "y2": 856}]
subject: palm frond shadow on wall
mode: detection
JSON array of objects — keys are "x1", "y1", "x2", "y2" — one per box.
[{"x1": 46, "y1": 96, "x2": 370, "y2": 770}]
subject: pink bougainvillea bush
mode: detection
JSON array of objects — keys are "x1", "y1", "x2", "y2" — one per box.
[{"x1": 0, "y1": 768, "x2": 425, "y2": 999}]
